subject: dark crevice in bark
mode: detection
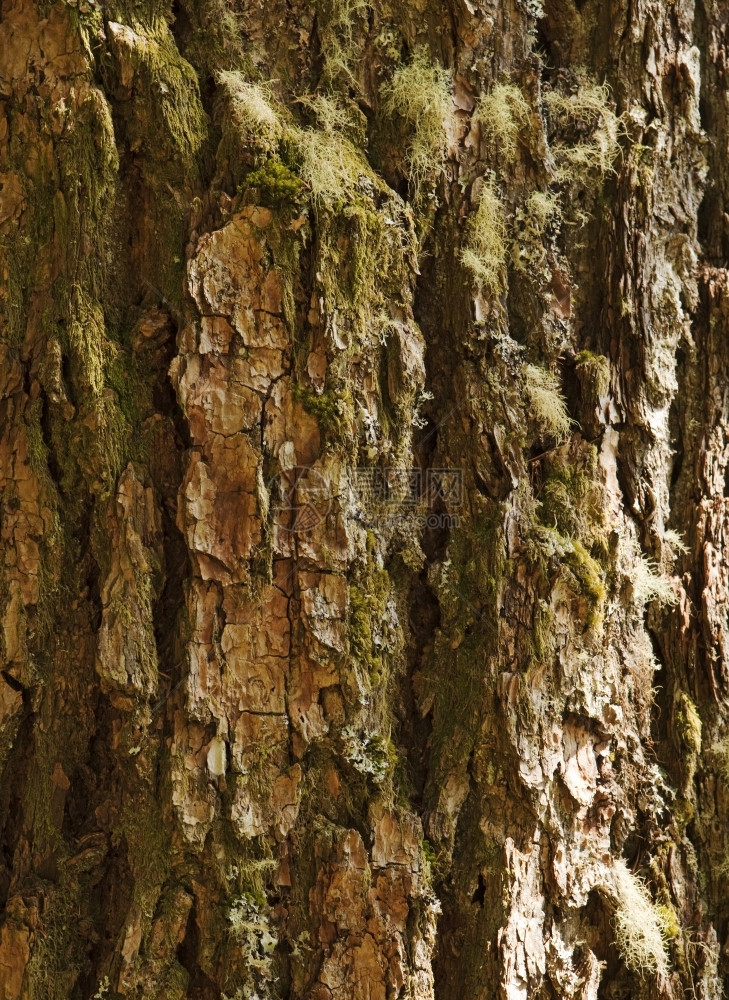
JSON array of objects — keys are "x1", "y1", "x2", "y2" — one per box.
[
  {"x1": 178, "y1": 904, "x2": 221, "y2": 1000},
  {"x1": 400, "y1": 573, "x2": 439, "y2": 810},
  {"x1": 470, "y1": 871, "x2": 486, "y2": 907},
  {"x1": 0, "y1": 702, "x2": 34, "y2": 908}
]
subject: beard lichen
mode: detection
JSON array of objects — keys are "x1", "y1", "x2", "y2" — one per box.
[
  {"x1": 523, "y1": 364, "x2": 573, "y2": 442},
  {"x1": 459, "y1": 178, "x2": 508, "y2": 294},
  {"x1": 381, "y1": 47, "x2": 457, "y2": 202},
  {"x1": 543, "y1": 75, "x2": 623, "y2": 188},
  {"x1": 605, "y1": 859, "x2": 670, "y2": 978},
  {"x1": 476, "y1": 82, "x2": 531, "y2": 162},
  {"x1": 216, "y1": 72, "x2": 283, "y2": 151}
]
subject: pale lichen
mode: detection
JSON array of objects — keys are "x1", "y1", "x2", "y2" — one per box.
[
  {"x1": 381, "y1": 48, "x2": 456, "y2": 200},
  {"x1": 459, "y1": 179, "x2": 508, "y2": 293},
  {"x1": 608, "y1": 860, "x2": 670, "y2": 977},
  {"x1": 476, "y1": 83, "x2": 531, "y2": 161},
  {"x1": 523, "y1": 364, "x2": 573, "y2": 441},
  {"x1": 631, "y1": 554, "x2": 677, "y2": 608},
  {"x1": 544, "y1": 76, "x2": 623, "y2": 187},
  {"x1": 216, "y1": 72, "x2": 283, "y2": 149},
  {"x1": 315, "y1": 0, "x2": 372, "y2": 85}
]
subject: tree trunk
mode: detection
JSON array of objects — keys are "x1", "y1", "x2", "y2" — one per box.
[{"x1": 0, "y1": 0, "x2": 727, "y2": 997}]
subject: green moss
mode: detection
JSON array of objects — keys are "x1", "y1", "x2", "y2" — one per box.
[
  {"x1": 73, "y1": 392, "x2": 130, "y2": 498},
  {"x1": 421, "y1": 838, "x2": 437, "y2": 866},
  {"x1": 675, "y1": 692, "x2": 702, "y2": 790},
  {"x1": 532, "y1": 599, "x2": 556, "y2": 662},
  {"x1": 23, "y1": 864, "x2": 87, "y2": 1000},
  {"x1": 655, "y1": 901, "x2": 681, "y2": 943},
  {"x1": 567, "y1": 540, "x2": 606, "y2": 624},
  {"x1": 277, "y1": 95, "x2": 416, "y2": 368},
  {"x1": 294, "y1": 385, "x2": 351, "y2": 437},
  {"x1": 101, "y1": 18, "x2": 207, "y2": 310},
  {"x1": 574, "y1": 350, "x2": 610, "y2": 424},
  {"x1": 244, "y1": 159, "x2": 304, "y2": 205},
  {"x1": 539, "y1": 449, "x2": 609, "y2": 560},
  {"x1": 105, "y1": 345, "x2": 149, "y2": 432},
  {"x1": 314, "y1": 198, "x2": 403, "y2": 340},
  {"x1": 422, "y1": 510, "x2": 506, "y2": 833},
  {"x1": 526, "y1": 526, "x2": 606, "y2": 630},
  {"x1": 154, "y1": 964, "x2": 189, "y2": 1000},
  {"x1": 226, "y1": 849, "x2": 279, "y2": 904},
  {"x1": 348, "y1": 570, "x2": 391, "y2": 680},
  {"x1": 676, "y1": 693, "x2": 702, "y2": 756},
  {"x1": 575, "y1": 350, "x2": 610, "y2": 397},
  {"x1": 111, "y1": 21, "x2": 207, "y2": 171},
  {"x1": 114, "y1": 789, "x2": 170, "y2": 909},
  {"x1": 173, "y1": 0, "x2": 249, "y2": 78},
  {"x1": 24, "y1": 399, "x2": 53, "y2": 490}
]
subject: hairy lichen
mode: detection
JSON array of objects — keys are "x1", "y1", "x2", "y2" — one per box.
[
  {"x1": 460, "y1": 179, "x2": 508, "y2": 293},
  {"x1": 476, "y1": 83, "x2": 531, "y2": 161},
  {"x1": 663, "y1": 528, "x2": 689, "y2": 556},
  {"x1": 216, "y1": 72, "x2": 283, "y2": 150},
  {"x1": 631, "y1": 554, "x2": 677, "y2": 608},
  {"x1": 381, "y1": 48, "x2": 456, "y2": 201},
  {"x1": 544, "y1": 77, "x2": 623, "y2": 188},
  {"x1": 607, "y1": 860, "x2": 670, "y2": 977},
  {"x1": 523, "y1": 364, "x2": 573, "y2": 441},
  {"x1": 297, "y1": 123, "x2": 366, "y2": 210},
  {"x1": 315, "y1": 0, "x2": 371, "y2": 86}
]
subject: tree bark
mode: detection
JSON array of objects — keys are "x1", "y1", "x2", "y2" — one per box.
[{"x1": 0, "y1": 0, "x2": 727, "y2": 998}]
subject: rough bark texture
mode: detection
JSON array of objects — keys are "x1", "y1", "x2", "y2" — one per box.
[{"x1": 1, "y1": 0, "x2": 728, "y2": 998}]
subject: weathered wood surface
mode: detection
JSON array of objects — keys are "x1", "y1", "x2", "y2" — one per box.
[{"x1": 0, "y1": 0, "x2": 728, "y2": 997}]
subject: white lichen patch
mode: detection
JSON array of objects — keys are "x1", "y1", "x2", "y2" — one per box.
[{"x1": 608, "y1": 860, "x2": 670, "y2": 977}]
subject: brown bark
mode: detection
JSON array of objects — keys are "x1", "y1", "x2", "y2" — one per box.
[{"x1": 0, "y1": 0, "x2": 728, "y2": 998}]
